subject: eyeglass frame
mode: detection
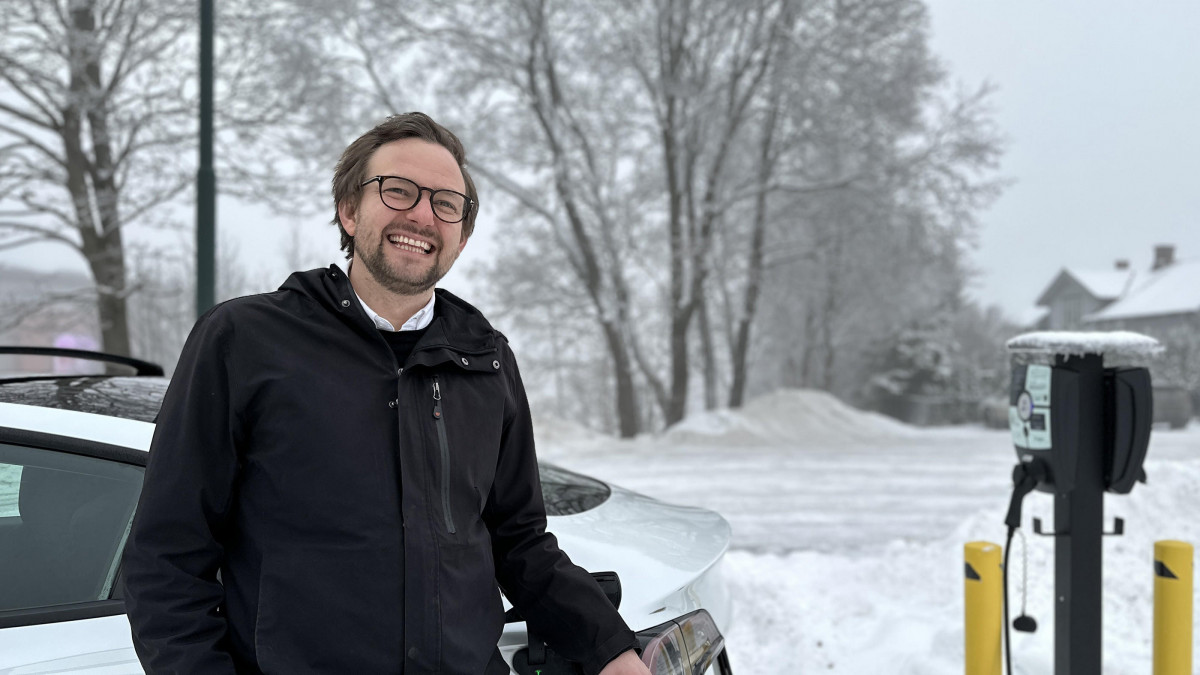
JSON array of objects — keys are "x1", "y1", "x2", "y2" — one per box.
[{"x1": 360, "y1": 175, "x2": 476, "y2": 224}]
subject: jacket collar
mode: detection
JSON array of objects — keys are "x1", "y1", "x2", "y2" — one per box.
[{"x1": 280, "y1": 266, "x2": 500, "y2": 369}]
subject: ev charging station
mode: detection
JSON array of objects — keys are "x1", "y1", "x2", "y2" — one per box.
[{"x1": 1002, "y1": 331, "x2": 1159, "y2": 675}]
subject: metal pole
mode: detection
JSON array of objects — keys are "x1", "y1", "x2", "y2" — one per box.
[
  {"x1": 196, "y1": 0, "x2": 216, "y2": 317},
  {"x1": 1053, "y1": 352, "x2": 1104, "y2": 675}
]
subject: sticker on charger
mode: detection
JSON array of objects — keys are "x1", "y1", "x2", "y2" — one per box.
[{"x1": 1010, "y1": 364, "x2": 1052, "y2": 450}]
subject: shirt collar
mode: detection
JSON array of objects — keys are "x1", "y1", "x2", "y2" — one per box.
[
  {"x1": 341, "y1": 262, "x2": 437, "y2": 332},
  {"x1": 357, "y1": 293, "x2": 435, "y2": 332}
]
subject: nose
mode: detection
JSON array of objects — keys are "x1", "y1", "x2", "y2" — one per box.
[{"x1": 403, "y1": 188, "x2": 437, "y2": 223}]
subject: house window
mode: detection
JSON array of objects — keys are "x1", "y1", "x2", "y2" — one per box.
[{"x1": 1059, "y1": 293, "x2": 1085, "y2": 328}]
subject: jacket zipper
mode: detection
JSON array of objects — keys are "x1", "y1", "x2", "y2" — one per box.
[
  {"x1": 395, "y1": 367, "x2": 404, "y2": 528},
  {"x1": 432, "y1": 376, "x2": 456, "y2": 534}
]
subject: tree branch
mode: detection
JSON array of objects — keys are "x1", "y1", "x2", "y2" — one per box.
[
  {"x1": 0, "y1": 100, "x2": 60, "y2": 133},
  {"x1": 0, "y1": 59, "x2": 64, "y2": 131},
  {"x1": 0, "y1": 121, "x2": 67, "y2": 167},
  {"x1": 0, "y1": 220, "x2": 81, "y2": 251}
]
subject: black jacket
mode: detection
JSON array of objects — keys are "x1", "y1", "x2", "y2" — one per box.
[{"x1": 123, "y1": 266, "x2": 637, "y2": 674}]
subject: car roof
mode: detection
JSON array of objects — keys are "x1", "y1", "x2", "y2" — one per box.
[{"x1": 0, "y1": 376, "x2": 168, "y2": 423}]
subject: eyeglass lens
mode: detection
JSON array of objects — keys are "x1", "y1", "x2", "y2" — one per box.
[{"x1": 377, "y1": 176, "x2": 467, "y2": 222}]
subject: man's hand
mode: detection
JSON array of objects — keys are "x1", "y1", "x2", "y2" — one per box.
[{"x1": 598, "y1": 649, "x2": 651, "y2": 675}]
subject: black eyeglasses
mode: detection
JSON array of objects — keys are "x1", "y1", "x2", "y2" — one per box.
[{"x1": 361, "y1": 175, "x2": 474, "y2": 224}]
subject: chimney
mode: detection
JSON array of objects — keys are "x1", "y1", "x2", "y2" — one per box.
[
  {"x1": 1114, "y1": 259, "x2": 1130, "y2": 271},
  {"x1": 1153, "y1": 244, "x2": 1175, "y2": 270}
]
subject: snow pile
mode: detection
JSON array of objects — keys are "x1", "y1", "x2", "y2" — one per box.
[
  {"x1": 718, "y1": 449, "x2": 1200, "y2": 674},
  {"x1": 663, "y1": 388, "x2": 920, "y2": 446},
  {"x1": 1007, "y1": 331, "x2": 1163, "y2": 359}
]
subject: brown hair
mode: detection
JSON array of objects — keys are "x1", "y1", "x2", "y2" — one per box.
[{"x1": 331, "y1": 112, "x2": 478, "y2": 258}]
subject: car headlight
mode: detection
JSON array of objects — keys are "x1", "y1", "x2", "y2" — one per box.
[{"x1": 638, "y1": 609, "x2": 727, "y2": 675}]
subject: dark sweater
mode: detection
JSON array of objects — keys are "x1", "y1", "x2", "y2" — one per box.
[{"x1": 379, "y1": 325, "x2": 429, "y2": 369}]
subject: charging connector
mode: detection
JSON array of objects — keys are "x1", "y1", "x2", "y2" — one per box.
[{"x1": 1005, "y1": 461, "x2": 1045, "y2": 531}]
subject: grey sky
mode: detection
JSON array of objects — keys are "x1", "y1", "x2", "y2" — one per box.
[
  {"x1": 925, "y1": 1, "x2": 1200, "y2": 320},
  {"x1": 4, "y1": 2, "x2": 1198, "y2": 323}
]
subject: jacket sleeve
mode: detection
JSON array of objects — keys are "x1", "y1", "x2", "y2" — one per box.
[
  {"x1": 122, "y1": 307, "x2": 243, "y2": 674},
  {"x1": 484, "y1": 345, "x2": 639, "y2": 675}
]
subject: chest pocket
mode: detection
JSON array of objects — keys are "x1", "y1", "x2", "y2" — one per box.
[{"x1": 424, "y1": 371, "x2": 506, "y2": 536}]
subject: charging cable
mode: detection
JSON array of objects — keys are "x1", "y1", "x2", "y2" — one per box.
[{"x1": 1002, "y1": 461, "x2": 1045, "y2": 675}]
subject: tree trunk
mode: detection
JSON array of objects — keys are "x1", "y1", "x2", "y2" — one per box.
[
  {"x1": 819, "y1": 249, "x2": 840, "y2": 393},
  {"x1": 699, "y1": 294, "x2": 718, "y2": 411},
  {"x1": 67, "y1": 0, "x2": 131, "y2": 356},
  {"x1": 728, "y1": 102, "x2": 779, "y2": 408},
  {"x1": 599, "y1": 320, "x2": 641, "y2": 438},
  {"x1": 820, "y1": 310, "x2": 836, "y2": 392},
  {"x1": 799, "y1": 305, "x2": 817, "y2": 387},
  {"x1": 661, "y1": 99, "x2": 691, "y2": 428},
  {"x1": 666, "y1": 306, "x2": 692, "y2": 425}
]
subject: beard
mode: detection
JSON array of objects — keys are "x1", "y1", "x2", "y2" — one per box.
[{"x1": 356, "y1": 228, "x2": 458, "y2": 296}]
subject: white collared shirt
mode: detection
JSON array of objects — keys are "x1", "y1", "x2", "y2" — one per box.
[{"x1": 356, "y1": 292, "x2": 435, "y2": 331}]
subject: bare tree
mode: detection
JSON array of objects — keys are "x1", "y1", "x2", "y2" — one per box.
[
  {"x1": 0, "y1": 0, "x2": 314, "y2": 357},
  {"x1": 596, "y1": 0, "x2": 791, "y2": 425},
  {"x1": 433, "y1": 0, "x2": 659, "y2": 436},
  {"x1": 442, "y1": 0, "x2": 797, "y2": 431},
  {"x1": 0, "y1": 0, "x2": 200, "y2": 354}
]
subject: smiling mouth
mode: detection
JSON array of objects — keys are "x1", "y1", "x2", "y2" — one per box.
[{"x1": 387, "y1": 233, "x2": 433, "y2": 255}]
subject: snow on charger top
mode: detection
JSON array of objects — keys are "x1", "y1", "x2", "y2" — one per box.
[{"x1": 1006, "y1": 331, "x2": 1163, "y2": 359}]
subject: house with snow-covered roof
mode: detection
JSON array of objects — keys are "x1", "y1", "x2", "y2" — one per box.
[
  {"x1": 1029, "y1": 245, "x2": 1197, "y2": 333},
  {"x1": 1084, "y1": 247, "x2": 1200, "y2": 335},
  {"x1": 1032, "y1": 260, "x2": 1137, "y2": 330}
]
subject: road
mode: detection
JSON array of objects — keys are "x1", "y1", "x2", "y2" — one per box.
[{"x1": 545, "y1": 404, "x2": 1200, "y2": 553}]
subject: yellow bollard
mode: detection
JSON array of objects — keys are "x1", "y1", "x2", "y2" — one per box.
[
  {"x1": 1154, "y1": 540, "x2": 1193, "y2": 675},
  {"x1": 964, "y1": 541, "x2": 1002, "y2": 675}
]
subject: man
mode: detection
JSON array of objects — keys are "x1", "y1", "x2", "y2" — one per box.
[{"x1": 123, "y1": 112, "x2": 650, "y2": 675}]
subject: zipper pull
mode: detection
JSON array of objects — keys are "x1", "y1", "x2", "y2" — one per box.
[{"x1": 432, "y1": 377, "x2": 442, "y2": 419}]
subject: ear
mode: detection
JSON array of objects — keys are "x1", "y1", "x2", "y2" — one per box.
[
  {"x1": 455, "y1": 233, "x2": 469, "y2": 254},
  {"x1": 338, "y1": 199, "x2": 358, "y2": 236}
]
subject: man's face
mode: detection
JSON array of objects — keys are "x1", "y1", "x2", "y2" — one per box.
[{"x1": 339, "y1": 138, "x2": 470, "y2": 297}]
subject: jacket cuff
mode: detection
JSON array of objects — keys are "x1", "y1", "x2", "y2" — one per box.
[{"x1": 580, "y1": 631, "x2": 641, "y2": 675}]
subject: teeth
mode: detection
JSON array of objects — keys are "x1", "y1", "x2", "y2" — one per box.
[{"x1": 387, "y1": 234, "x2": 432, "y2": 252}]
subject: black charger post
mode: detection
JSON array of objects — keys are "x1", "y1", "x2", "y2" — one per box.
[{"x1": 1003, "y1": 332, "x2": 1159, "y2": 675}]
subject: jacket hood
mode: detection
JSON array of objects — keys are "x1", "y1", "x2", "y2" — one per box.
[{"x1": 278, "y1": 266, "x2": 500, "y2": 358}]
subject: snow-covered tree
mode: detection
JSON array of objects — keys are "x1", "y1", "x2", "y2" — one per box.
[{"x1": 0, "y1": 0, "x2": 315, "y2": 357}]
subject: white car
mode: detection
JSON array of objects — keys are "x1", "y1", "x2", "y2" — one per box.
[{"x1": 0, "y1": 347, "x2": 733, "y2": 674}]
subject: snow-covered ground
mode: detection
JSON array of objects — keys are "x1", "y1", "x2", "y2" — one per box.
[{"x1": 536, "y1": 389, "x2": 1200, "y2": 674}]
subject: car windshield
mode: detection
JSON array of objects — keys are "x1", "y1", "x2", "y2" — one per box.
[{"x1": 0, "y1": 443, "x2": 143, "y2": 612}]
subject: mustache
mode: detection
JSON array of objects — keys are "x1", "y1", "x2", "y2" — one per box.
[{"x1": 383, "y1": 224, "x2": 440, "y2": 246}]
